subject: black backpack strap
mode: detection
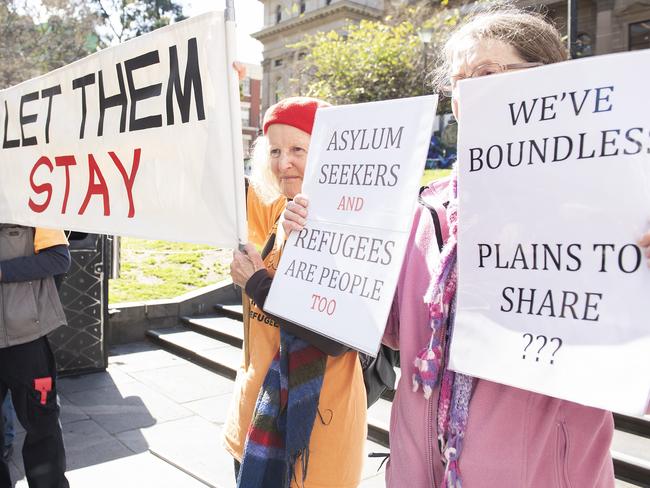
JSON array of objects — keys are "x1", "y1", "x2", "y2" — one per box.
[
  {"x1": 418, "y1": 194, "x2": 444, "y2": 253},
  {"x1": 361, "y1": 345, "x2": 397, "y2": 408},
  {"x1": 260, "y1": 211, "x2": 282, "y2": 261},
  {"x1": 260, "y1": 232, "x2": 276, "y2": 260}
]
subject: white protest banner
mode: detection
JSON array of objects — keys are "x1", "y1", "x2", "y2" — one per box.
[
  {"x1": 264, "y1": 96, "x2": 437, "y2": 355},
  {"x1": 0, "y1": 11, "x2": 247, "y2": 247},
  {"x1": 451, "y1": 50, "x2": 650, "y2": 415}
]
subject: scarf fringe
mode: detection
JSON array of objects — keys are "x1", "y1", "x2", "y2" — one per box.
[
  {"x1": 287, "y1": 447, "x2": 310, "y2": 488},
  {"x1": 442, "y1": 434, "x2": 463, "y2": 488},
  {"x1": 412, "y1": 331, "x2": 443, "y2": 398}
]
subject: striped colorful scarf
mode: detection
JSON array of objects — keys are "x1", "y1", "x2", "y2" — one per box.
[
  {"x1": 237, "y1": 329, "x2": 327, "y2": 488},
  {"x1": 412, "y1": 167, "x2": 476, "y2": 488}
]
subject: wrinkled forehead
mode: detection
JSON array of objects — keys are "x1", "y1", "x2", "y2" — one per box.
[
  {"x1": 266, "y1": 123, "x2": 311, "y2": 146},
  {"x1": 450, "y1": 36, "x2": 524, "y2": 75}
]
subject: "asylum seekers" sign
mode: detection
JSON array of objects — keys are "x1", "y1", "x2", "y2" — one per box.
[{"x1": 265, "y1": 96, "x2": 437, "y2": 355}]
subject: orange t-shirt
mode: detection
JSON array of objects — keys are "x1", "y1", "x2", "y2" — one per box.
[
  {"x1": 246, "y1": 183, "x2": 286, "y2": 249},
  {"x1": 34, "y1": 228, "x2": 68, "y2": 253},
  {"x1": 224, "y1": 197, "x2": 367, "y2": 488}
]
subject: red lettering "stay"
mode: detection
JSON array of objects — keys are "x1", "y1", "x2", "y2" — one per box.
[{"x1": 28, "y1": 148, "x2": 141, "y2": 218}]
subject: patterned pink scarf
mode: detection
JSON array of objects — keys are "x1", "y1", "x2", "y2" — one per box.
[{"x1": 412, "y1": 167, "x2": 476, "y2": 488}]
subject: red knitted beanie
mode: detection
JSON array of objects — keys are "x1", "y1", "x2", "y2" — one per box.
[{"x1": 262, "y1": 96, "x2": 330, "y2": 135}]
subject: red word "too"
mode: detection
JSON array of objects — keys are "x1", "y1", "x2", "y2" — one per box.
[{"x1": 311, "y1": 293, "x2": 336, "y2": 316}]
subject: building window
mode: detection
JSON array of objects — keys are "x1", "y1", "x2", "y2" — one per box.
[
  {"x1": 274, "y1": 58, "x2": 283, "y2": 67},
  {"x1": 276, "y1": 5, "x2": 282, "y2": 24},
  {"x1": 241, "y1": 108, "x2": 251, "y2": 127},
  {"x1": 629, "y1": 20, "x2": 650, "y2": 50},
  {"x1": 241, "y1": 78, "x2": 251, "y2": 97},
  {"x1": 575, "y1": 32, "x2": 593, "y2": 57},
  {"x1": 274, "y1": 78, "x2": 284, "y2": 104},
  {"x1": 243, "y1": 135, "x2": 253, "y2": 165},
  {"x1": 326, "y1": 0, "x2": 332, "y2": 5},
  {"x1": 300, "y1": 0, "x2": 306, "y2": 13}
]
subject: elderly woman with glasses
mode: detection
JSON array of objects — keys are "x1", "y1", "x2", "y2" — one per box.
[{"x1": 283, "y1": 6, "x2": 650, "y2": 488}]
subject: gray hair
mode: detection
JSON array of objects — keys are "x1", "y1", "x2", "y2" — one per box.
[
  {"x1": 249, "y1": 135, "x2": 283, "y2": 204},
  {"x1": 432, "y1": 4, "x2": 567, "y2": 91}
]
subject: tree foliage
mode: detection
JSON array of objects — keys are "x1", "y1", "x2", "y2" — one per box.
[
  {"x1": 93, "y1": 0, "x2": 185, "y2": 44},
  {"x1": 292, "y1": 21, "x2": 426, "y2": 104},
  {"x1": 0, "y1": 0, "x2": 100, "y2": 89},
  {"x1": 0, "y1": 0, "x2": 186, "y2": 89},
  {"x1": 291, "y1": 1, "x2": 465, "y2": 105}
]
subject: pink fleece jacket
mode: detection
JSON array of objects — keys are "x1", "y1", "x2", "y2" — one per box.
[{"x1": 383, "y1": 178, "x2": 615, "y2": 488}]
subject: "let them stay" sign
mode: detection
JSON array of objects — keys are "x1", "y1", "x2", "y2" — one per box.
[
  {"x1": 452, "y1": 50, "x2": 650, "y2": 415},
  {"x1": 0, "y1": 11, "x2": 247, "y2": 247}
]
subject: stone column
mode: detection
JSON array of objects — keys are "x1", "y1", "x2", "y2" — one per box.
[
  {"x1": 595, "y1": 0, "x2": 615, "y2": 54},
  {"x1": 261, "y1": 58, "x2": 272, "y2": 113}
]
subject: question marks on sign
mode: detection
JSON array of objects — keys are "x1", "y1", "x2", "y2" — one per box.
[
  {"x1": 521, "y1": 333, "x2": 563, "y2": 364},
  {"x1": 535, "y1": 335, "x2": 547, "y2": 362},
  {"x1": 522, "y1": 333, "x2": 534, "y2": 359},
  {"x1": 549, "y1": 337, "x2": 563, "y2": 364}
]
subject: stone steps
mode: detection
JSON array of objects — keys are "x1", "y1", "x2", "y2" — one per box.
[
  {"x1": 147, "y1": 304, "x2": 650, "y2": 487},
  {"x1": 146, "y1": 327, "x2": 240, "y2": 381},
  {"x1": 180, "y1": 315, "x2": 244, "y2": 349}
]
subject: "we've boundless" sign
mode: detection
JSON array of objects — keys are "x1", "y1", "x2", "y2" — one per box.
[{"x1": 452, "y1": 50, "x2": 650, "y2": 415}]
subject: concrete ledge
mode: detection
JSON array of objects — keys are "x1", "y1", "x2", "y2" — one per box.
[{"x1": 108, "y1": 280, "x2": 241, "y2": 345}]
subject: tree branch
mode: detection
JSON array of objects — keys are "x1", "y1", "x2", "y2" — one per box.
[{"x1": 94, "y1": 0, "x2": 122, "y2": 42}]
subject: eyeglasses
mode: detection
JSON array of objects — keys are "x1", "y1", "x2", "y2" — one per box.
[{"x1": 440, "y1": 62, "x2": 543, "y2": 97}]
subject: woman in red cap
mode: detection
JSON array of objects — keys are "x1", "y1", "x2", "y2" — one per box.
[{"x1": 224, "y1": 97, "x2": 367, "y2": 488}]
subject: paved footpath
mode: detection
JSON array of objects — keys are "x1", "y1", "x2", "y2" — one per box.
[
  {"x1": 7, "y1": 342, "x2": 387, "y2": 488},
  {"x1": 6, "y1": 341, "x2": 638, "y2": 488}
]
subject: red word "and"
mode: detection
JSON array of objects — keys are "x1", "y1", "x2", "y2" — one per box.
[{"x1": 336, "y1": 195, "x2": 364, "y2": 212}]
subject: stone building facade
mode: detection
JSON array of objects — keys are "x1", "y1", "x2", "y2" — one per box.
[
  {"x1": 522, "y1": 0, "x2": 650, "y2": 56},
  {"x1": 252, "y1": 0, "x2": 385, "y2": 112},
  {"x1": 252, "y1": 0, "x2": 649, "y2": 111},
  {"x1": 240, "y1": 62, "x2": 263, "y2": 161}
]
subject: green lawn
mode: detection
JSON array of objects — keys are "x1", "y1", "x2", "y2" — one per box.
[
  {"x1": 109, "y1": 168, "x2": 453, "y2": 304},
  {"x1": 421, "y1": 168, "x2": 452, "y2": 186},
  {"x1": 109, "y1": 239, "x2": 231, "y2": 304}
]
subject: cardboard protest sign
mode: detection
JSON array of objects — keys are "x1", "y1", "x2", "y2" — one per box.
[
  {"x1": 0, "y1": 11, "x2": 247, "y2": 247},
  {"x1": 264, "y1": 96, "x2": 438, "y2": 355},
  {"x1": 451, "y1": 50, "x2": 650, "y2": 415}
]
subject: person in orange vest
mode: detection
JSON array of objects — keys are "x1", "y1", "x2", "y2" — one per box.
[{"x1": 0, "y1": 225, "x2": 71, "y2": 488}]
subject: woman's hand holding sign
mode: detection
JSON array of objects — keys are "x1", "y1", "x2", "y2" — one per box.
[
  {"x1": 283, "y1": 194, "x2": 309, "y2": 235},
  {"x1": 640, "y1": 229, "x2": 650, "y2": 267},
  {"x1": 230, "y1": 243, "x2": 264, "y2": 288}
]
